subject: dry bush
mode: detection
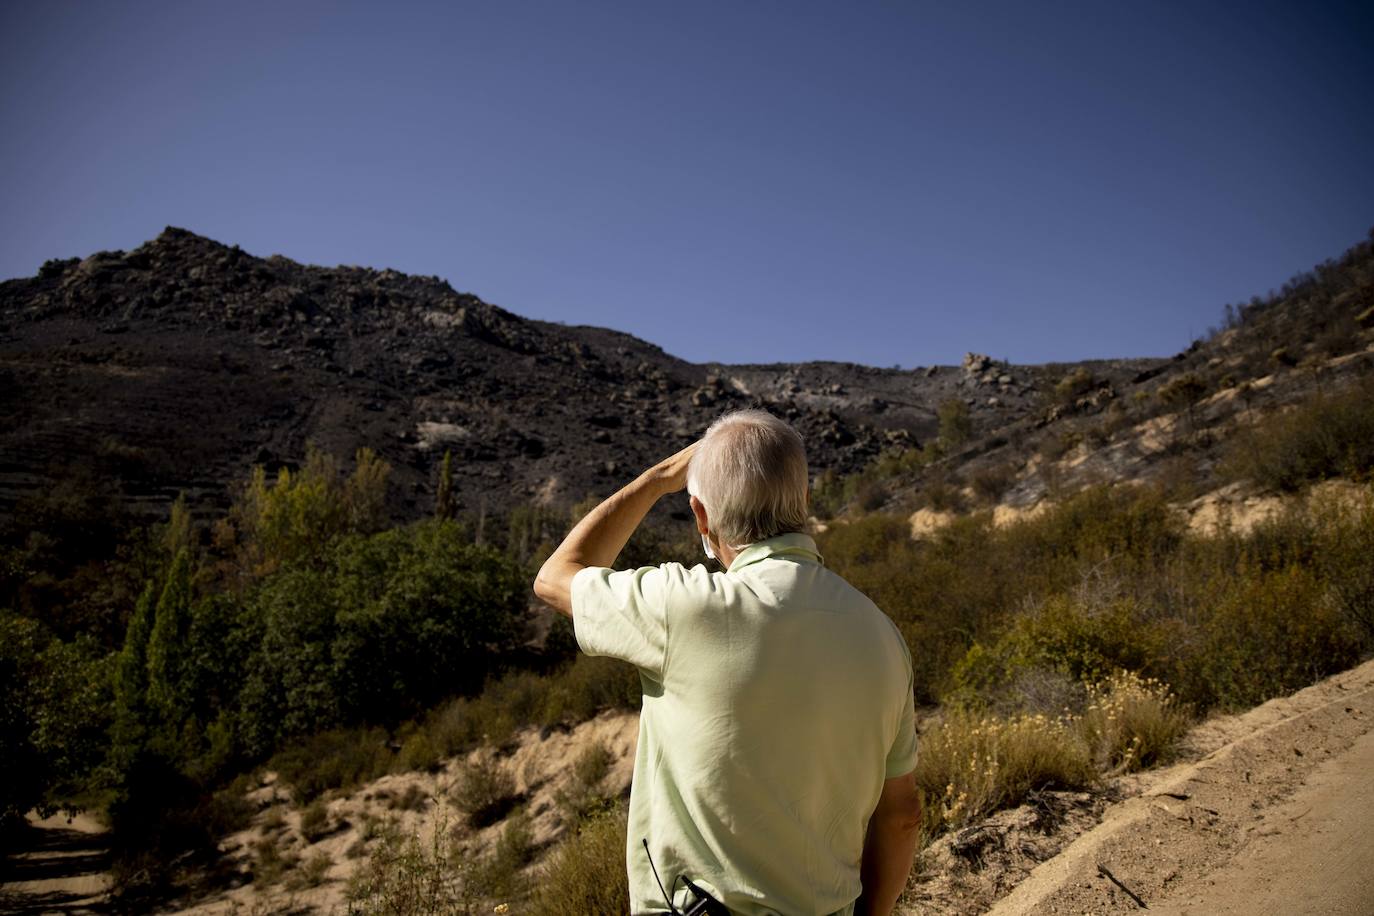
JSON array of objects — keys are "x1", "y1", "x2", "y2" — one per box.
[
  {"x1": 291, "y1": 850, "x2": 332, "y2": 889},
  {"x1": 970, "y1": 462, "x2": 1017, "y2": 504},
  {"x1": 470, "y1": 808, "x2": 535, "y2": 902},
  {"x1": 299, "y1": 798, "x2": 331, "y2": 842},
  {"x1": 1078, "y1": 671, "x2": 1189, "y2": 774},
  {"x1": 1222, "y1": 377, "x2": 1374, "y2": 491},
  {"x1": 345, "y1": 812, "x2": 478, "y2": 916},
  {"x1": 451, "y1": 760, "x2": 517, "y2": 828},
  {"x1": 260, "y1": 806, "x2": 286, "y2": 834},
  {"x1": 529, "y1": 806, "x2": 630, "y2": 916},
  {"x1": 388, "y1": 784, "x2": 430, "y2": 813},
  {"x1": 914, "y1": 712, "x2": 1095, "y2": 832},
  {"x1": 555, "y1": 742, "x2": 615, "y2": 825},
  {"x1": 252, "y1": 835, "x2": 298, "y2": 887}
]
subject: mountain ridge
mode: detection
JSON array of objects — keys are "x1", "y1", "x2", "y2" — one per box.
[{"x1": 0, "y1": 226, "x2": 1170, "y2": 525}]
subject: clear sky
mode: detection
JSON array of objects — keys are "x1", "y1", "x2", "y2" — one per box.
[{"x1": 2, "y1": 1, "x2": 1371, "y2": 367}]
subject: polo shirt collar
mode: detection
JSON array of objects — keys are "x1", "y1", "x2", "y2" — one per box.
[{"x1": 727, "y1": 531, "x2": 824, "y2": 572}]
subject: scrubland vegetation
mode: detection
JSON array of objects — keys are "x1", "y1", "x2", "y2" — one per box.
[
  {"x1": 5, "y1": 389, "x2": 1373, "y2": 908},
  {"x1": 0, "y1": 444, "x2": 674, "y2": 902},
  {"x1": 3, "y1": 232, "x2": 1371, "y2": 910}
]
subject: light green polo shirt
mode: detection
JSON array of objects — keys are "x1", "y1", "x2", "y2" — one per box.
[{"x1": 572, "y1": 532, "x2": 918, "y2": 916}]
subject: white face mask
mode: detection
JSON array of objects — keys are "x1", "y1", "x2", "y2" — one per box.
[{"x1": 700, "y1": 532, "x2": 717, "y2": 562}]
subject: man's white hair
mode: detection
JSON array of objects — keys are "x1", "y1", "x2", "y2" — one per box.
[{"x1": 687, "y1": 408, "x2": 809, "y2": 548}]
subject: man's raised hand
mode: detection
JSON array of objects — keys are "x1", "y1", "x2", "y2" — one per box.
[{"x1": 647, "y1": 441, "x2": 698, "y2": 495}]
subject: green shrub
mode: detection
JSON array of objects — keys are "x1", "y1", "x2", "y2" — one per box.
[
  {"x1": 394, "y1": 728, "x2": 443, "y2": 774},
  {"x1": 299, "y1": 798, "x2": 331, "y2": 842},
  {"x1": 1196, "y1": 563, "x2": 1362, "y2": 709},
  {"x1": 541, "y1": 654, "x2": 641, "y2": 725},
  {"x1": 452, "y1": 760, "x2": 518, "y2": 828},
  {"x1": 937, "y1": 398, "x2": 974, "y2": 448},
  {"x1": 1054, "y1": 368, "x2": 1096, "y2": 405},
  {"x1": 1312, "y1": 487, "x2": 1374, "y2": 639},
  {"x1": 950, "y1": 595, "x2": 1167, "y2": 704},
  {"x1": 529, "y1": 806, "x2": 630, "y2": 916},
  {"x1": 269, "y1": 727, "x2": 393, "y2": 803}
]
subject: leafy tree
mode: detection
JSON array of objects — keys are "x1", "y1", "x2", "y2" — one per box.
[
  {"x1": 345, "y1": 447, "x2": 391, "y2": 534},
  {"x1": 218, "y1": 445, "x2": 392, "y2": 579},
  {"x1": 330, "y1": 520, "x2": 527, "y2": 722},
  {"x1": 1, "y1": 613, "x2": 112, "y2": 826},
  {"x1": 239, "y1": 564, "x2": 341, "y2": 755}
]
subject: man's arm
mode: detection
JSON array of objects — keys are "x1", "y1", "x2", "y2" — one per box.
[
  {"x1": 533, "y1": 442, "x2": 697, "y2": 618},
  {"x1": 855, "y1": 770, "x2": 923, "y2": 916}
]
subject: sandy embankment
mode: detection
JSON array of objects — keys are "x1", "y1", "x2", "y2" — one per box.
[{"x1": 982, "y1": 656, "x2": 1374, "y2": 915}]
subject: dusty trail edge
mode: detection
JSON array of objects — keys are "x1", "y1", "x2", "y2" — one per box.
[{"x1": 977, "y1": 656, "x2": 1374, "y2": 915}]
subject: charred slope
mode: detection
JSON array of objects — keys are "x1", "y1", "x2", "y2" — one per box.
[{"x1": 0, "y1": 227, "x2": 1161, "y2": 524}]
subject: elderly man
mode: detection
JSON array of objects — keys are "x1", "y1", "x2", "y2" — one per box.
[{"x1": 535, "y1": 409, "x2": 920, "y2": 916}]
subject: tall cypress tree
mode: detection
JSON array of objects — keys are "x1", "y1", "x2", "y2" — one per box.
[
  {"x1": 111, "y1": 582, "x2": 157, "y2": 768},
  {"x1": 435, "y1": 449, "x2": 456, "y2": 520},
  {"x1": 146, "y1": 549, "x2": 193, "y2": 726}
]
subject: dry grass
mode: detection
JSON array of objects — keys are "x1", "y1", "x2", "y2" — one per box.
[
  {"x1": 1079, "y1": 670, "x2": 1189, "y2": 774},
  {"x1": 555, "y1": 742, "x2": 615, "y2": 825},
  {"x1": 915, "y1": 712, "x2": 1095, "y2": 832},
  {"x1": 529, "y1": 806, "x2": 630, "y2": 916},
  {"x1": 917, "y1": 669, "x2": 1190, "y2": 835},
  {"x1": 345, "y1": 812, "x2": 478, "y2": 916}
]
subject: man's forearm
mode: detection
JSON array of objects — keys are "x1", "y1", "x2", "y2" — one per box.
[
  {"x1": 533, "y1": 470, "x2": 668, "y2": 616},
  {"x1": 533, "y1": 441, "x2": 696, "y2": 617},
  {"x1": 855, "y1": 812, "x2": 921, "y2": 916}
]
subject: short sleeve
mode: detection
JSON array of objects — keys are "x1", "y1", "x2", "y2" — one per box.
[
  {"x1": 885, "y1": 642, "x2": 919, "y2": 778},
  {"x1": 571, "y1": 565, "x2": 672, "y2": 681}
]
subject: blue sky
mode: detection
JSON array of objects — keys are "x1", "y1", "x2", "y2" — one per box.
[{"x1": 2, "y1": 1, "x2": 1371, "y2": 367}]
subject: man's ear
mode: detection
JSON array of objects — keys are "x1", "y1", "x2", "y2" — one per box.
[{"x1": 689, "y1": 494, "x2": 710, "y2": 536}]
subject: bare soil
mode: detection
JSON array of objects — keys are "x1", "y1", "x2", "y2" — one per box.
[{"x1": 0, "y1": 812, "x2": 111, "y2": 915}]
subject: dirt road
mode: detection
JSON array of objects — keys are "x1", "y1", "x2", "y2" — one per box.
[
  {"x1": 987, "y1": 657, "x2": 1374, "y2": 915},
  {"x1": 1151, "y1": 727, "x2": 1374, "y2": 915},
  {"x1": 0, "y1": 812, "x2": 110, "y2": 915}
]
